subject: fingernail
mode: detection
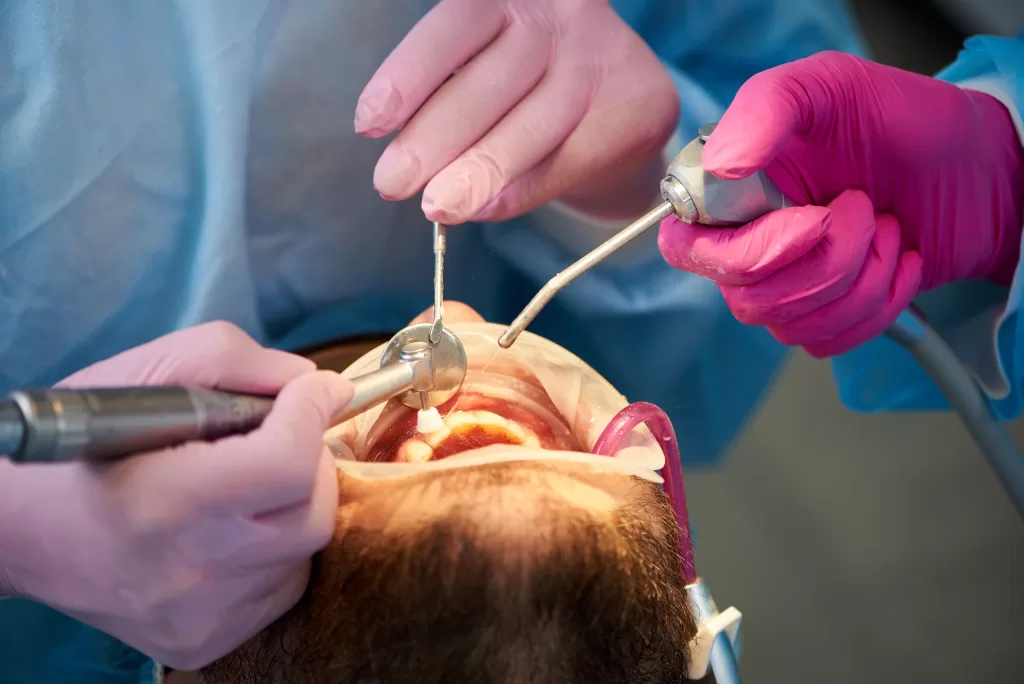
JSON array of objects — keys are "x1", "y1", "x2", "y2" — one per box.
[
  {"x1": 373, "y1": 144, "x2": 420, "y2": 198},
  {"x1": 422, "y1": 175, "x2": 472, "y2": 223},
  {"x1": 354, "y1": 82, "x2": 400, "y2": 134}
]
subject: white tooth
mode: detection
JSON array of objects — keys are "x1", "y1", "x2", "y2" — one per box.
[
  {"x1": 523, "y1": 435, "x2": 540, "y2": 449},
  {"x1": 422, "y1": 426, "x2": 451, "y2": 448},
  {"x1": 504, "y1": 420, "x2": 527, "y2": 443},
  {"x1": 469, "y1": 410, "x2": 507, "y2": 427},
  {"x1": 398, "y1": 439, "x2": 433, "y2": 463},
  {"x1": 444, "y1": 411, "x2": 477, "y2": 430}
]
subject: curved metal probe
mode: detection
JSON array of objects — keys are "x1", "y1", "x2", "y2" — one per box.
[
  {"x1": 884, "y1": 308, "x2": 1024, "y2": 519},
  {"x1": 497, "y1": 201, "x2": 674, "y2": 349}
]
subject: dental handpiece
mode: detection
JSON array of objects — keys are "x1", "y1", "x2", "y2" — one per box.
[
  {"x1": 0, "y1": 336, "x2": 466, "y2": 466},
  {"x1": 498, "y1": 122, "x2": 789, "y2": 349}
]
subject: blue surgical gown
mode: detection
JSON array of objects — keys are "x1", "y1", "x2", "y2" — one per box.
[
  {"x1": 832, "y1": 29, "x2": 1024, "y2": 419},
  {"x1": 0, "y1": 0, "x2": 864, "y2": 681}
]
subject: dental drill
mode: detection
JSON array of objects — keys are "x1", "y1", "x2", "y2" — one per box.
[
  {"x1": 499, "y1": 121, "x2": 1024, "y2": 520},
  {"x1": 0, "y1": 328, "x2": 467, "y2": 466},
  {"x1": 497, "y1": 122, "x2": 782, "y2": 349}
]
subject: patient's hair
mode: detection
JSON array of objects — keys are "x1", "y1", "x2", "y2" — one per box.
[{"x1": 199, "y1": 462, "x2": 698, "y2": 684}]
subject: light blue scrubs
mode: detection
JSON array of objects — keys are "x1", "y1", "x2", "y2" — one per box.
[
  {"x1": 833, "y1": 29, "x2": 1024, "y2": 418},
  {"x1": 0, "y1": 0, "x2": 864, "y2": 681}
]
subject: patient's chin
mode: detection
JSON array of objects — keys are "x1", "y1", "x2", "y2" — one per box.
[{"x1": 363, "y1": 370, "x2": 584, "y2": 463}]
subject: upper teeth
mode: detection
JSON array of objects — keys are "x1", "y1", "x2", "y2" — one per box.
[{"x1": 396, "y1": 410, "x2": 540, "y2": 463}]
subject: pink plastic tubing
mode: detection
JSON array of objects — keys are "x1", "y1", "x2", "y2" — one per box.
[{"x1": 591, "y1": 402, "x2": 696, "y2": 584}]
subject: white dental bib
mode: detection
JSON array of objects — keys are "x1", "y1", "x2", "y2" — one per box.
[{"x1": 324, "y1": 323, "x2": 665, "y2": 483}]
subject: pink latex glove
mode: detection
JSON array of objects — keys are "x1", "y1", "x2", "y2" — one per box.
[
  {"x1": 658, "y1": 51, "x2": 1024, "y2": 357},
  {"x1": 357, "y1": 0, "x2": 679, "y2": 224},
  {"x1": 0, "y1": 322, "x2": 353, "y2": 669}
]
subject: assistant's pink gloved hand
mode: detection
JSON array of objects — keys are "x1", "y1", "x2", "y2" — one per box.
[
  {"x1": 658, "y1": 51, "x2": 1024, "y2": 357},
  {"x1": 0, "y1": 322, "x2": 353, "y2": 670},
  {"x1": 357, "y1": 0, "x2": 679, "y2": 224}
]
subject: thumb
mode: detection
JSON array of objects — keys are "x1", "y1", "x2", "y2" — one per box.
[
  {"x1": 703, "y1": 53, "x2": 841, "y2": 180},
  {"x1": 117, "y1": 371, "x2": 354, "y2": 517}
]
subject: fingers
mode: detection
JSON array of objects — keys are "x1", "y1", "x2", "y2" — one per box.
[
  {"x1": 235, "y1": 450, "x2": 340, "y2": 567},
  {"x1": 768, "y1": 215, "x2": 903, "y2": 346},
  {"x1": 719, "y1": 190, "x2": 876, "y2": 326},
  {"x1": 420, "y1": 56, "x2": 594, "y2": 223},
  {"x1": 120, "y1": 371, "x2": 353, "y2": 521},
  {"x1": 409, "y1": 301, "x2": 486, "y2": 326},
  {"x1": 803, "y1": 250, "x2": 923, "y2": 358},
  {"x1": 374, "y1": 20, "x2": 552, "y2": 201},
  {"x1": 58, "y1": 321, "x2": 315, "y2": 394},
  {"x1": 466, "y1": 54, "x2": 679, "y2": 223},
  {"x1": 354, "y1": 0, "x2": 505, "y2": 137},
  {"x1": 702, "y1": 51, "x2": 860, "y2": 180},
  {"x1": 658, "y1": 206, "x2": 831, "y2": 286}
]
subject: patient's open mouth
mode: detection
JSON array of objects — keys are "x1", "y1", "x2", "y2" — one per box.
[{"x1": 364, "y1": 370, "x2": 584, "y2": 463}]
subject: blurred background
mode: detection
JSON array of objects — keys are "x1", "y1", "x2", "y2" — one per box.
[{"x1": 687, "y1": 1, "x2": 1024, "y2": 682}]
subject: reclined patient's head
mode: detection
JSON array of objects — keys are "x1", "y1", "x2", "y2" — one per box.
[{"x1": 198, "y1": 332, "x2": 699, "y2": 684}]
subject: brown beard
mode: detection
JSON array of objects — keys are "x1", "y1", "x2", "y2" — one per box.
[{"x1": 199, "y1": 462, "x2": 698, "y2": 684}]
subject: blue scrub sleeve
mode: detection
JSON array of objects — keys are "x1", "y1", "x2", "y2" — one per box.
[
  {"x1": 481, "y1": 0, "x2": 869, "y2": 464},
  {"x1": 831, "y1": 30, "x2": 1024, "y2": 419}
]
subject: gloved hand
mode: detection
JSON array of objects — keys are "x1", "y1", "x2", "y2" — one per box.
[
  {"x1": 0, "y1": 322, "x2": 353, "y2": 670},
  {"x1": 357, "y1": 0, "x2": 679, "y2": 224},
  {"x1": 658, "y1": 51, "x2": 1024, "y2": 357}
]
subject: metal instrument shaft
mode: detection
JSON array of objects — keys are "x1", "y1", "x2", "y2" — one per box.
[
  {"x1": 497, "y1": 201, "x2": 673, "y2": 349},
  {"x1": 429, "y1": 222, "x2": 447, "y2": 345}
]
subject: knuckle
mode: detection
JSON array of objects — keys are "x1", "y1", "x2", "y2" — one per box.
[
  {"x1": 196, "y1": 321, "x2": 254, "y2": 359},
  {"x1": 464, "y1": 147, "x2": 508, "y2": 193},
  {"x1": 722, "y1": 289, "x2": 760, "y2": 326},
  {"x1": 814, "y1": 50, "x2": 865, "y2": 71}
]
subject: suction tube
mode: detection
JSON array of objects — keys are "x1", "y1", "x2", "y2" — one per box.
[{"x1": 591, "y1": 402, "x2": 696, "y2": 584}]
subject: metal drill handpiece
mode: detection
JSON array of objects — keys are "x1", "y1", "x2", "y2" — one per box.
[
  {"x1": 660, "y1": 121, "x2": 790, "y2": 226},
  {"x1": 329, "y1": 341, "x2": 436, "y2": 425},
  {"x1": 382, "y1": 323, "x2": 467, "y2": 409},
  {"x1": 497, "y1": 201, "x2": 674, "y2": 349},
  {"x1": 0, "y1": 387, "x2": 276, "y2": 464}
]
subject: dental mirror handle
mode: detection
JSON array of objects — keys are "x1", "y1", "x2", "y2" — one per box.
[{"x1": 429, "y1": 222, "x2": 447, "y2": 345}]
